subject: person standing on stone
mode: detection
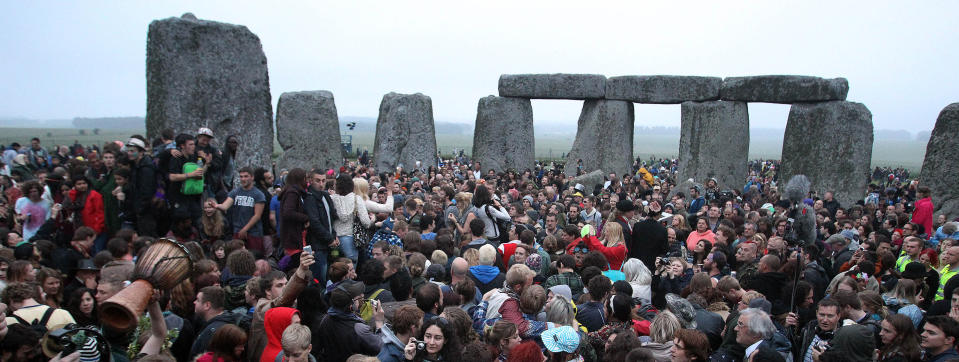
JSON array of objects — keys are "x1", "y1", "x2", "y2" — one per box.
[
  {"x1": 822, "y1": 191, "x2": 840, "y2": 219},
  {"x1": 166, "y1": 133, "x2": 204, "y2": 227},
  {"x1": 124, "y1": 136, "x2": 157, "y2": 236},
  {"x1": 88, "y1": 150, "x2": 121, "y2": 236},
  {"x1": 221, "y1": 135, "x2": 238, "y2": 192},
  {"x1": 24, "y1": 137, "x2": 48, "y2": 170},
  {"x1": 912, "y1": 186, "x2": 934, "y2": 237},
  {"x1": 211, "y1": 167, "x2": 267, "y2": 256},
  {"x1": 195, "y1": 127, "x2": 226, "y2": 200}
]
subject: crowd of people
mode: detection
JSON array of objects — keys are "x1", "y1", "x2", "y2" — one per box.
[{"x1": 0, "y1": 130, "x2": 957, "y2": 362}]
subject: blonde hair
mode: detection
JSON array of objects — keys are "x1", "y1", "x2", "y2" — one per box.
[
  {"x1": 669, "y1": 257, "x2": 688, "y2": 270},
  {"x1": 602, "y1": 222, "x2": 625, "y2": 248},
  {"x1": 649, "y1": 311, "x2": 681, "y2": 344},
  {"x1": 281, "y1": 323, "x2": 311, "y2": 351},
  {"x1": 353, "y1": 178, "x2": 370, "y2": 201},
  {"x1": 455, "y1": 192, "x2": 473, "y2": 212},
  {"x1": 506, "y1": 264, "x2": 534, "y2": 287},
  {"x1": 478, "y1": 244, "x2": 497, "y2": 266},
  {"x1": 463, "y1": 248, "x2": 480, "y2": 266},
  {"x1": 431, "y1": 250, "x2": 449, "y2": 266}
]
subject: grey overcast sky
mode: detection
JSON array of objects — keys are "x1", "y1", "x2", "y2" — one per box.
[{"x1": 1, "y1": 1, "x2": 957, "y2": 131}]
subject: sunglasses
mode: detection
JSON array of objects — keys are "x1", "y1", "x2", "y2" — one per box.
[{"x1": 573, "y1": 246, "x2": 589, "y2": 254}]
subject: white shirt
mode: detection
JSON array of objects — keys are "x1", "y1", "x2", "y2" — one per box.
[{"x1": 745, "y1": 340, "x2": 763, "y2": 360}]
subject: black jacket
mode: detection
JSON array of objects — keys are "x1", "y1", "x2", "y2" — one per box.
[
  {"x1": 304, "y1": 188, "x2": 337, "y2": 250},
  {"x1": 630, "y1": 218, "x2": 668, "y2": 271},
  {"x1": 803, "y1": 261, "x2": 830, "y2": 302},
  {"x1": 190, "y1": 311, "x2": 240, "y2": 359},
  {"x1": 317, "y1": 308, "x2": 383, "y2": 362},
  {"x1": 130, "y1": 155, "x2": 156, "y2": 215}
]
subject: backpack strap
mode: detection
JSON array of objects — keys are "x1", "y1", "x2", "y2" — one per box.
[
  {"x1": 483, "y1": 205, "x2": 499, "y2": 238},
  {"x1": 10, "y1": 313, "x2": 31, "y2": 326},
  {"x1": 38, "y1": 306, "x2": 55, "y2": 327},
  {"x1": 370, "y1": 288, "x2": 385, "y2": 300}
]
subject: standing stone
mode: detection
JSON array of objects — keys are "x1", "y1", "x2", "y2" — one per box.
[
  {"x1": 373, "y1": 93, "x2": 438, "y2": 172},
  {"x1": 780, "y1": 101, "x2": 873, "y2": 207},
  {"x1": 720, "y1": 75, "x2": 849, "y2": 104},
  {"x1": 565, "y1": 100, "x2": 634, "y2": 178},
  {"x1": 678, "y1": 101, "x2": 749, "y2": 190},
  {"x1": 606, "y1": 76, "x2": 722, "y2": 104},
  {"x1": 275, "y1": 91, "x2": 343, "y2": 171},
  {"x1": 498, "y1": 74, "x2": 606, "y2": 100},
  {"x1": 920, "y1": 103, "x2": 959, "y2": 221},
  {"x1": 472, "y1": 96, "x2": 534, "y2": 172},
  {"x1": 146, "y1": 14, "x2": 273, "y2": 169}
]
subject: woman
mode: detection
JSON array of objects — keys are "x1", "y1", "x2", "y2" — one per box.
[
  {"x1": 354, "y1": 178, "x2": 393, "y2": 247},
  {"x1": 690, "y1": 239, "x2": 712, "y2": 268},
  {"x1": 485, "y1": 320, "x2": 520, "y2": 361},
  {"x1": 37, "y1": 267, "x2": 62, "y2": 308},
  {"x1": 14, "y1": 180, "x2": 50, "y2": 241},
  {"x1": 278, "y1": 168, "x2": 310, "y2": 256},
  {"x1": 621, "y1": 258, "x2": 652, "y2": 306},
  {"x1": 542, "y1": 326, "x2": 583, "y2": 362},
  {"x1": 587, "y1": 293, "x2": 640, "y2": 355},
  {"x1": 403, "y1": 317, "x2": 462, "y2": 361},
  {"x1": 472, "y1": 185, "x2": 510, "y2": 243},
  {"x1": 859, "y1": 290, "x2": 887, "y2": 321},
  {"x1": 670, "y1": 329, "x2": 710, "y2": 362},
  {"x1": 878, "y1": 313, "x2": 922, "y2": 362},
  {"x1": 330, "y1": 174, "x2": 373, "y2": 262},
  {"x1": 655, "y1": 257, "x2": 693, "y2": 297},
  {"x1": 210, "y1": 240, "x2": 228, "y2": 270},
  {"x1": 448, "y1": 192, "x2": 477, "y2": 245},
  {"x1": 684, "y1": 218, "x2": 715, "y2": 252},
  {"x1": 882, "y1": 279, "x2": 923, "y2": 328},
  {"x1": 200, "y1": 197, "x2": 229, "y2": 244},
  {"x1": 196, "y1": 324, "x2": 247, "y2": 362},
  {"x1": 7, "y1": 260, "x2": 35, "y2": 283},
  {"x1": 65, "y1": 287, "x2": 97, "y2": 327},
  {"x1": 584, "y1": 222, "x2": 627, "y2": 270},
  {"x1": 88, "y1": 149, "x2": 121, "y2": 235},
  {"x1": 671, "y1": 214, "x2": 690, "y2": 235},
  {"x1": 641, "y1": 311, "x2": 680, "y2": 362}
]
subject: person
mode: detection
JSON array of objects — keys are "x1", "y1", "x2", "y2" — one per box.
[
  {"x1": 24, "y1": 137, "x2": 48, "y2": 169},
  {"x1": 448, "y1": 192, "x2": 477, "y2": 244},
  {"x1": 576, "y1": 275, "x2": 612, "y2": 332},
  {"x1": 2, "y1": 282, "x2": 76, "y2": 331},
  {"x1": 468, "y1": 244, "x2": 505, "y2": 294},
  {"x1": 191, "y1": 285, "x2": 238, "y2": 359},
  {"x1": 303, "y1": 169, "x2": 337, "y2": 283},
  {"x1": 630, "y1": 199, "x2": 667, "y2": 271},
  {"x1": 811, "y1": 323, "x2": 876, "y2": 362},
  {"x1": 920, "y1": 316, "x2": 959, "y2": 362},
  {"x1": 64, "y1": 287, "x2": 97, "y2": 327},
  {"x1": 937, "y1": 246, "x2": 959, "y2": 301},
  {"x1": 734, "y1": 308, "x2": 784, "y2": 362},
  {"x1": 66, "y1": 176, "x2": 105, "y2": 249},
  {"x1": 51, "y1": 226, "x2": 95, "y2": 280},
  {"x1": 329, "y1": 175, "x2": 373, "y2": 263},
  {"x1": 167, "y1": 133, "x2": 205, "y2": 225},
  {"x1": 13, "y1": 180, "x2": 51, "y2": 241},
  {"x1": 791, "y1": 298, "x2": 841, "y2": 362},
  {"x1": 621, "y1": 258, "x2": 653, "y2": 305},
  {"x1": 196, "y1": 324, "x2": 247, "y2": 362},
  {"x1": 475, "y1": 264, "x2": 540, "y2": 338},
  {"x1": 896, "y1": 237, "x2": 923, "y2": 273},
  {"x1": 485, "y1": 320, "x2": 520, "y2": 361},
  {"x1": 278, "y1": 168, "x2": 310, "y2": 256},
  {"x1": 541, "y1": 325, "x2": 582, "y2": 362},
  {"x1": 583, "y1": 222, "x2": 627, "y2": 270},
  {"x1": 654, "y1": 257, "x2": 693, "y2": 298},
  {"x1": 586, "y1": 293, "x2": 638, "y2": 355},
  {"x1": 211, "y1": 167, "x2": 267, "y2": 255},
  {"x1": 379, "y1": 305, "x2": 424, "y2": 362},
  {"x1": 402, "y1": 316, "x2": 462, "y2": 361},
  {"x1": 877, "y1": 313, "x2": 922, "y2": 362},
  {"x1": 911, "y1": 186, "x2": 934, "y2": 237},
  {"x1": 273, "y1": 323, "x2": 316, "y2": 362},
  {"x1": 194, "y1": 127, "x2": 227, "y2": 199},
  {"x1": 125, "y1": 137, "x2": 158, "y2": 236},
  {"x1": 685, "y1": 218, "x2": 715, "y2": 252},
  {"x1": 544, "y1": 255, "x2": 585, "y2": 300},
  {"x1": 671, "y1": 328, "x2": 711, "y2": 362},
  {"x1": 37, "y1": 267, "x2": 63, "y2": 308},
  {"x1": 316, "y1": 280, "x2": 385, "y2": 361},
  {"x1": 472, "y1": 185, "x2": 510, "y2": 243}
]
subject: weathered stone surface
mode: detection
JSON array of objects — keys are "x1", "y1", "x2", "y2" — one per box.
[
  {"x1": 780, "y1": 101, "x2": 873, "y2": 207},
  {"x1": 921, "y1": 103, "x2": 959, "y2": 221},
  {"x1": 564, "y1": 100, "x2": 634, "y2": 177},
  {"x1": 572, "y1": 170, "x2": 606, "y2": 194},
  {"x1": 498, "y1": 74, "x2": 606, "y2": 100},
  {"x1": 472, "y1": 96, "x2": 534, "y2": 172},
  {"x1": 373, "y1": 93, "x2": 438, "y2": 171},
  {"x1": 668, "y1": 179, "x2": 703, "y2": 200},
  {"x1": 606, "y1": 76, "x2": 722, "y2": 104},
  {"x1": 720, "y1": 75, "x2": 849, "y2": 103},
  {"x1": 275, "y1": 91, "x2": 343, "y2": 171},
  {"x1": 146, "y1": 14, "x2": 273, "y2": 169},
  {"x1": 678, "y1": 101, "x2": 749, "y2": 190}
]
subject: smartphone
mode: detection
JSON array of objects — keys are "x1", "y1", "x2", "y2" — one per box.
[{"x1": 303, "y1": 245, "x2": 313, "y2": 255}]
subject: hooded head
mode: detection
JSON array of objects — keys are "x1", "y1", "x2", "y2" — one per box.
[{"x1": 263, "y1": 307, "x2": 301, "y2": 362}]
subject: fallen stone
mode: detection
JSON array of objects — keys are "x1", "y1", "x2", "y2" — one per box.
[
  {"x1": 780, "y1": 101, "x2": 873, "y2": 207},
  {"x1": 678, "y1": 101, "x2": 749, "y2": 190},
  {"x1": 373, "y1": 92, "x2": 438, "y2": 172},
  {"x1": 498, "y1": 74, "x2": 606, "y2": 100},
  {"x1": 472, "y1": 96, "x2": 534, "y2": 172},
  {"x1": 720, "y1": 75, "x2": 849, "y2": 103},
  {"x1": 606, "y1": 76, "x2": 722, "y2": 104},
  {"x1": 565, "y1": 100, "x2": 635, "y2": 178},
  {"x1": 572, "y1": 170, "x2": 606, "y2": 195},
  {"x1": 146, "y1": 14, "x2": 273, "y2": 169},
  {"x1": 921, "y1": 103, "x2": 959, "y2": 221},
  {"x1": 275, "y1": 91, "x2": 344, "y2": 171}
]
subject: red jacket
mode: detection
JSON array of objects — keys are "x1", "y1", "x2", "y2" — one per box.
[
  {"x1": 69, "y1": 189, "x2": 105, "y2": 234},
  {"x1": 912, "y1": 197, "x2": 934, "y2": 236},
  {"x1": 582, "y1": 235, "x2": 627, "y2": 270}
]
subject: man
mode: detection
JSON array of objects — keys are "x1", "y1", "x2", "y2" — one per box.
[
  {"x1": 791, "y1": 298, "x2": 841, "y2": 362},
  {"x1": 706, "y1": 206, "x2": 722, "y2": 232},
  {"x1": 822, "y1": 191, "x2": 840, "y2": 218},
  {"x1": 463, "y1": 219, "x2": 493, "y2": 252},
  {"x1": 379, "y1": 305, "x2": 424, "y2": 362},
  {"x1": 440, "y1": 257, "x2": 481, "y2": 306},
  {"x1": 51, "y1": 226, "x2": 96, "y2": 279},
  {"x1": 734, "y1": 241, "x2": 759, "y2": 271},
  {"x1": 544, "y1": 255, "x2": 585, "y2": 299},
  {"x1": 316, "y1": 280, "x2": 385, "y2": 361},
  {"x1": 479, "y1": 264, "x2": 544, "y2": 337},
  {"x1": 717, "y1": 276, "x2": 746, "y2": 309},
  {"x1": 248, "y1": 252, "x2": 313, "y2": 359},
  {"x1": 189, "y1": 286, "x2": 238, "y2": 358},
  {"x1": 827, "y1": 233, "x2": 856, "y2": 275},
  {"x1": 24, "y1": 138, "x2": 48, "y2": 169},
  {"x1": 629, "y1": 199, "x2": 667, "y2": 271},
  {"x1": 302, "y1": 169, "x2": 337, "y2": 283},
  {"x1": 125, "y1": 137, "x2": 157, "y2": 236},
  {"x1": 383, "y1": 255, "x2": 412, "y2": 301},
  {"x1": 688, "y1": 186, "x2": 706, "y2": 216},
  {"x1": 800, "y1": 245, "x2": 829, "y2": 302},
  {"x1": 212, "y1": 167, "x2": 266, "y2": 255},
  {"x1": 274, "y1": 324, "x2": 315, "y2": 362},
  {"x1": 167, "y1": 134, "x2": 204, "y2": 224},
  {"x1": 194, "y1": 127, "x2": 226, "y2": 199},
  {"x1": 704, "y1": 251, "x2": 727, "y2": 282},
  {"x1": 416, "y1": 283, "x2": 443, "y2": 323},
  {"x1": 732, "y1": 222, "x2": 757, "y2": 249},
  {"x1": 536, "y1": 213, "x2": 560, "y2": 243},
  {"x1": 896, "y1": 236, "x2": 923, "y2": 273},
  {"x1": 734, "y1": 308, "x2": 784, "y2": 362},
  {"x1": 469, "y1": 244, "x2": 504, "y2": 294},
  {"x1": 912, "y1": 186, "x2": 934, "y2": 236},
  {"x1": 744, "y1": 255, "x2": 787, "y2": 314},
  {"x1": 937, "y1": 246, "x2": 959, "y2": 301},
  {"x1": 922, "y1": 316, "x2": 959, "y2": 362},
  {"x1": 566, "y1": 204, "x2": 584, "y2": 226},
  {"x1": 580, "y1": 196, "x2": 602, "y2": 228},
  {"x1": 2, "y1": 282, "x2": 76, "y2": 331},
  {"x1": 419, "y1": 214, "x2": 436, "y2": 241},
  {"x1": 575, "y1": 274, "x2": 612, "y2": 332},
  {"x1": 832, "y1": 290, "x2": 880, "y2": 346}
]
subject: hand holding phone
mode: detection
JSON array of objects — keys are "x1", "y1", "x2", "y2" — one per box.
[{"x1": 303, "y1": 245, "x2": 313, "y2": 255}]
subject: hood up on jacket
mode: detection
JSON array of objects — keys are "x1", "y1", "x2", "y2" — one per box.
[
  {"x1": 470, "y1": 265, "x2": 500, "y2": 284},
  {"x1": 261, "y1": 307, "x2": 300, "y2": 362}
]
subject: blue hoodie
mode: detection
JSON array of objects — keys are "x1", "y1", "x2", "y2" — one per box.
[{"x1": 470, "y1": 265, "x2": 500, "y2": 284}]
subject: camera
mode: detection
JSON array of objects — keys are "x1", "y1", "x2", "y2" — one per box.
[
  {"x1": 41, "y1": 324, "x2": 108, "y2": 359},
  {"x1": 412, "y1": 338, "x2": 426, "y2": 351}
]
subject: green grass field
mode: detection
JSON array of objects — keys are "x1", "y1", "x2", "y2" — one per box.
[{"x1": 0, "y1": 127, "x2": 926, "y2": 171}]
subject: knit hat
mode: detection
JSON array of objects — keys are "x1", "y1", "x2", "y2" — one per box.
[
  {"x1": 542, "y1": 326, "x2": 580, "y2": 353},
  {"x1": 548, "y1": 285, "x2": 572, "y2": 301},
  {"x1": 426, "y1": 264, "x2": 446, "y2": 282},
  {"x1": 525, "y1": 253, "x2": 543, "y2": 271},
  {"x1": 665, "y1": 294, "x2": 697, "y2": 329}
]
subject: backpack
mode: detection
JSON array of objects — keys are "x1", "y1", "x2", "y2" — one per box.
[
  {"x1": 181, "y1": 161, "x2": 204, "y2": 195},
  {"x1": 483, "y1": 205, "x2": 511, "y2": 243},
  {"x1": 358, "y1": 289, "x2": 384, "y2": 322},
  {"x1": 603, "y1": 262, "x2": 626, "y2": 282},
  {"x1": 11, "y1": 306, "x2": 56, "y2": 337}
]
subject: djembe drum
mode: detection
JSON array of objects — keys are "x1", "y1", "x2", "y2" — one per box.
[{"x1": 99, "y1": 238, "x2": 194, "y2": 330}]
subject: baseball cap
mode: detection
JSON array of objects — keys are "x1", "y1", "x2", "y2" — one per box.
[
  {"x1": 542, "y1": 326, "x2": 580, "y2": 353},
  {"x1": 197, "y1": 127, "x2": 215, "y2": 138},
  {"x1": 125, "y1": 138, "x2": 146, "y2": 150}
]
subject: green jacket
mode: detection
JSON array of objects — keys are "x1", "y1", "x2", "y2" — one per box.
[{"x1": 89, "y1": 168, "x2": 120, "y2": 234}]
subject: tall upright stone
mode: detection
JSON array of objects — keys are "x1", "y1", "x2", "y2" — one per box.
[
  {"x1": 565, "y1": 100, "x2": 635, "y2": 178},
  {"x1": 678, "y1": 101, "x2": 749, "y2": 190},
  {"x1": 373, "y1": 93, "x2": 438, "y2": 171},
  {"x1": 275, "y1": 91, "x2": 343, "y2": 171},
  {"x1": 920, "y1": 103, "x2": 959, "y2": 221},
  {"x1": 780, "y1": 101, "x2": 873, "y2": 207},
  {"x1": 472, "y1": 96, "x2": 534, "y2": 172},
  {"x1": 146, "y1": 14, "x2": 273, "y2": 169}
]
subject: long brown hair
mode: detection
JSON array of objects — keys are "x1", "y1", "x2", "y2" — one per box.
[
  {"x1": 879, "y1": 314, "x2": 922, "y2": 361},
  {"x1": 208, "y1": 324, "x2": 247, "y2": 361}
]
